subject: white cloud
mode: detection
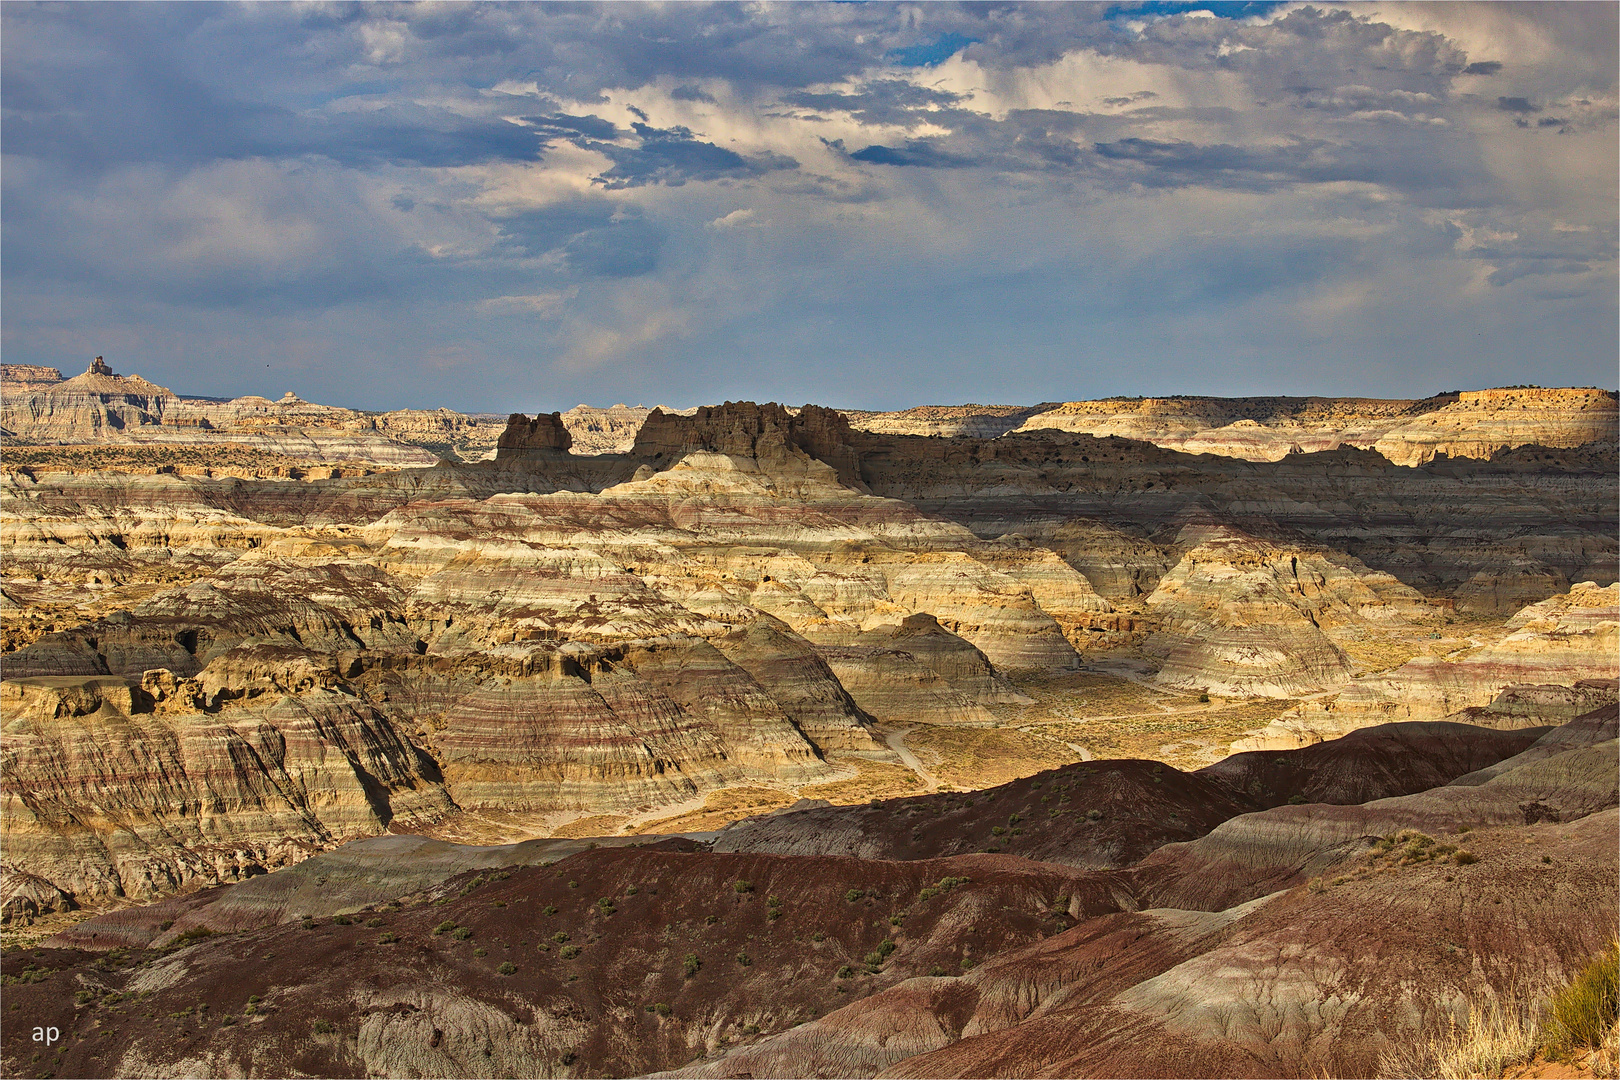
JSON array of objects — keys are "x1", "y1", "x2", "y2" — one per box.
[{"x1": 706, "y1": 208, "x2": 758, "y2": 229}]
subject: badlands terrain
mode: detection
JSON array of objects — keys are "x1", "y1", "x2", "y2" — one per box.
[{"x1": 0, "y1": 359, "x2": 1616, "y2": 1078}]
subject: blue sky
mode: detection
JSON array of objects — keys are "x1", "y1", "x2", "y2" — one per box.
[{"x1": 3, "y1": 2, "x2": 1615, "y2": 412}]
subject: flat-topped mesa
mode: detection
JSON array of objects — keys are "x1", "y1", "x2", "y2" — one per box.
[
  {"x1": 0, "y1": 364, "x2": 64, "y2": 391},
  {"x1": 1458, "y1": 386, "x2": 1616, "y2": 410},
  {"x1": 495, "y1": 411, "x2": 573, "y2": 456},
  {"x1": 632, "y1": 400, "x2": 865, "y2": 487}
]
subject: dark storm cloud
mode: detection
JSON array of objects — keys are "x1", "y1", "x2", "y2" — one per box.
[
  {"x1": 781, "y1": 81, "x2": 966, "y2": 126},
  {"x1": 1462, "y1": 61, "x2": 1503, "y2": 75},
  {"x1": 1497, "y1": 97, "x2": 1539, "y2": 113},
  {"x1": 525, "y1": 113, "x2": 621, "y2": 142},
  {"x1": 591, "y1": 123, "x2": 799, "y2": 189},
  {"x1": 849, "y1": 140, "x2": 978, "y2": 168}
]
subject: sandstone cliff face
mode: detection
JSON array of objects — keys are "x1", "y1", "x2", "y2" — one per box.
[
  {"x1": 1002, "y1": 387, "x2": 1617, "y2": 466},
  {"x1": 1372, "y1": 387, "x2": 1619, "y2": 466},
  {"x1": 1232, "y1": 582, "x2": 1619, "y2": 749},
  {"x1": 495, "y1": 411, "x2": 573, "y2": 455},
  {"x1": 1, "y1": 359, "x2": 180, "y2": 441},
  {"x1": 0, "y1": 364, "x2": 65, "y2": 392},
  {"x1": 635, "y1": 401, "x2": 867, "y2": 492},
  {"x1": 1145, "y1": 523, "x2": 1438, "y2": 697},
  {"x1": 0, "y1": 675, "x2": 451, "y2": 906}
]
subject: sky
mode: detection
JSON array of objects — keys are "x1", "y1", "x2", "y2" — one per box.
[{"x1": 2, "y1": 1, "x2": 1615, "y2": 413}]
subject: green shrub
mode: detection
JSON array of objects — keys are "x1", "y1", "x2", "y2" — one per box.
[
  {"x1": 844, "y1": 889, "x2": 864, "y2": 903},
  {"x1": 1198, "y1": 693, "x2": 1210, "y2": 703},
  {"x1": 1453, "y1": 850, "x2": 1478, "y2": 865},
  {"x1": 300, "y1": 918, "x2": 317, "y2": 931},
  {"x1": 333, "y1": 914, "x2": 353, "y2": 926},
  {"x1": 742, "y1": 1023, "x2": 759, "y2": 1035},
  {"x1": 735, "y1": 951, "x2": 752, "y2": 966},
  {"x1": 863, "y1": 939, "x2": 896, "y2": 967},
  {"x1": 312, "y1": 1019, "x2": 335, "y2": 1035},
  {"x1": 1545, "y1": 940, "x2": 1619, "y2": 1059},
  {"x1": 836, "y1": 965, "x2": 854, "y2": 979},
  {"x1": 1086, "y1": 809, "x2": 1104, "y2": 821},
  {"x1": 452, "y1": 926, "x2": 474, "y2": 941},
  {"x1": 595, "y1": 898, "x2": 617, "y2": 917},
  {"x1": 473, "y1": 947, "x2": 487, "y2": 956},
  {"x1": 551, "y1": 931, "x2": 570, "y2": 944},
  {"x1": 378, "y1": 931, "x2": 399, "y2": 944},
  {"x1": 365, "y1": 917, "x2": 384, "y2": 928},
  {"x1": 652, "y1": 1002, "x2": 672, "y2": 1017},
  {"x1": 220, "y1": 1014, "x2": 236, "y2": 1026},
  {"x1": 991, "y1": 826, "x2": 1006, "y2": 836},
  {"x1": 567, "y1": 880, "x2": 579, "y2": 889},
  {"x1": 733, "y1": 880, "x2": 754, "y2": 894},
  {"x1": 497, "y1": 962, "x2": 517, "y2": 976},
  {"x1": 683, "y1": 953, "x2": 702, "y2": 978},
  {"x1": 626, "y1": 886, "x2": 639, "y2": 896},
  {"x1": 433, "y1": 921, "x2": 457, "y2": 935},
  {"x1": 543, "y1": 905, "x2": 558, "y2": 916},
  {"x1": 705, "y1": 914, "x2": 719, "y2": 925},
  {"x1": 559, "y1": 945, "x2": 581, "y2": 960},
  {"x1": 929, "y1": 965, "x2": 947, "y2": 976},
  {"x1": 1288, "y1": 794, "x2": 1307, "y2": 805},
  {"x1": 811, "y1": 932, "x2": 825, "y2": 942}
]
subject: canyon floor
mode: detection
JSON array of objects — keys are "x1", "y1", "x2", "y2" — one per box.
[{"x1": 1, "y1": 365, "x2": 1616, "y2": 1077}]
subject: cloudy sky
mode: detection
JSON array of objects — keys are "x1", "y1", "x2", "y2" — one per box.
[{"x1": 3, "y1": 2, "x2": 1615, "y2": 412}]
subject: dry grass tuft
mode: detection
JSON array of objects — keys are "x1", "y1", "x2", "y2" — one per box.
[
  {"x1": 1544, "y1": 940, "x2": 1619, "y2": 1063},
  {"x1": 1381, "y1": 995, "x2": 1543, "y2": 1080},
  {"x1": 1382, "y1": 945, "x2": 1620, "y2": 1080}
]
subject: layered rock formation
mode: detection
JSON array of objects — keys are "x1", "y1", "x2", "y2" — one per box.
[
  {"x1": 0, "y1": 364, "x2": 66, "y2": 391},
  {"x1": 4, "y1": 391, "x2": 1615, "y2": 921},
  {"x1": 1, "y1": 674, "x2": 452, "y2": 904},
  {"x1": 1235, "y1": 582, "x2": 1619, "y2": 749},
  {"x1": 1144, "y1": 521, "x2": 1438, "y2": 697},
  {"x1": 1370, "y1": 386, "x2": 1620, "y2": 466},
  {"x1": 986, "y1": 387, "x2": 1618, "y2": 465},
  {"x1": 1, "y1": 358, "x2": 180, "y2": 441}
]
